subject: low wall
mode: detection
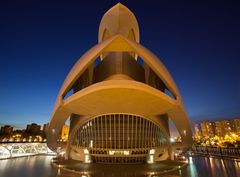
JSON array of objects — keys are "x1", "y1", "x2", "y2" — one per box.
[{"x1": 192, "y1": 146, "x2": 240, "y2": 159}]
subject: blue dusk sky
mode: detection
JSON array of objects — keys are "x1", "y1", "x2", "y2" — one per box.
[{"x1": 0, "y1": 0, "x2": 240, "y2": 128}]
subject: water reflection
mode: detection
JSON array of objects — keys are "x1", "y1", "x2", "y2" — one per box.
[
  {"x1": 183, "y1": 156, "x2": 240, "y2": 177},
  {"x1": 0, "y1": 156, "x2": 57, "y2": 177},
  {"x1": 188, "y1": 157, "x2": 198, "y2": 177},
  {"x1": 0, "y1": 155, "x2": 239, "y2": 177}
]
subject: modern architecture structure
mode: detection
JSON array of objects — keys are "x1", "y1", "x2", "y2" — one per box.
[{"x1": 47, "y1": 3, "x2": 192, "y2": 164}]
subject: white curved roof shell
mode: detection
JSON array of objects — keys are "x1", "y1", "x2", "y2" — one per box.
[{"x1": 47, "y1": 3, "x2": 192, "y2": 151}]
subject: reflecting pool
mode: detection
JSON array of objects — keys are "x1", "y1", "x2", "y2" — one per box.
[{"x1": 0, "y1": 155, "x2": 239, "y2": 177}]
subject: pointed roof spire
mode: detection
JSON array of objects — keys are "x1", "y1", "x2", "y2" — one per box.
[{"x1": 98, "y1": 3, "x2": 140, "y2": 43}]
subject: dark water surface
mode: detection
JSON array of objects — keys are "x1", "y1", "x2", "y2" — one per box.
[
  {"x1": 179, "y1": 156, "x2": 240, "y2": 177},
  {"x1": 0, "y1": 156, "x2": 57, "y2": 177},
  {"x1": 0, "y1": 155, "x2": 239, "y2": 177}
]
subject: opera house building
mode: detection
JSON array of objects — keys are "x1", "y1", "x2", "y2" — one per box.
[{"x1": 47, "y1": 3, "x2": 192, "y2": 164}]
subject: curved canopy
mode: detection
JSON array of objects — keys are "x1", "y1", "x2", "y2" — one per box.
[{"x1": 47, "y1": 34, "x2": 192, "y2": 151}]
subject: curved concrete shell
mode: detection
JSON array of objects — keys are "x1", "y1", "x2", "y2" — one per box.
[{"x1": 47, "y1": 3, "x2": 192, "y2": 164}]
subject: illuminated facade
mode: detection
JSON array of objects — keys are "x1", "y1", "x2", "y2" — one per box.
[
  {"x1": 71, "y1": 114, "x2": 167, "y2": 163},
  {"x1": 194, "y1": 124, "x2": 202, "y2": 137},
  {"x1": 233, "y1": 119, "x2": 240, "y2": 132},
  {"x1": 214, "y1": 120, "x2": 238, "y2": 137},
  {"x1": 200, "y1": 121, "x2": 215, "y2": 137},
  {"x1": 215, "y1": 121, "x2": 224, "y2": 137},
  {"x1": 47, "y1": 3, "x2": 192, "y2": 164},
  {"x1": 195, "y1": 118, "x2": 240, "y2": 138},
  {"x1": 60, "y1": 124, "x2": 69, "y2": 141}
]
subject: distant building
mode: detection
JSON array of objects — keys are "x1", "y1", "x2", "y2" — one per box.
[
  {"x1": 26, "y1": 123, "x2": 41, "y2": 135},
  {"x1": 221, "y1": 120, "x2": 234, "y2": 135},
  {"x1": 215, "y1": 121, "x2": 224, "y2": 137},
  {"x1": 43, "y1": 123, "x2": 49, "y2": 135},
  {"x1": 0, "y1": 125, "x2": 13, "y2": 135},
  {"x1": 194, "y1": 124, "x2": 202, "y2": 137},
  {"x1": 200, "y1": 121, "x2": 215, "y2": 137},
  {"x1": 197, "y1": 119, "x2": 240, "y2": 138},
  {"x1": 215, "y1": 119, "x2": 235, "y2": 137},
  {"x1": 61, "y1": 124, "x2": 69, "y2": 141},
  {"x1": 233, "y1": 119, "x2": 240, "y2": 133}
]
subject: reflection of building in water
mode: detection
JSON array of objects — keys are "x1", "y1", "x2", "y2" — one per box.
[{"x1": 47, "y1": 3, "x2": 192, "y2": 164}]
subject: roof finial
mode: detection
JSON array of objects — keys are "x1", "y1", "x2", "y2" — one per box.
[{"x1": 98, "y1": 3, "x2": 140, "y2": 44}]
